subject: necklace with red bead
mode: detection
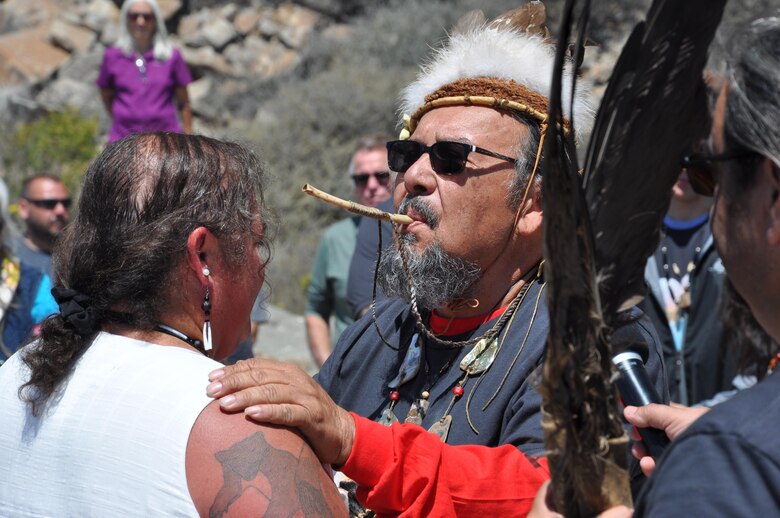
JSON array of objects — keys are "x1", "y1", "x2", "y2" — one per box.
[{"x1": 378, "y1": 265, "x2": 542, "y2": 441}]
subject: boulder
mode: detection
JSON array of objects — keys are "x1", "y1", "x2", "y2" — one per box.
[
  {"x1": 273, "y1": 3, "x2": 320, "y2": 49},
  {"x1": 0, "y1": 24, "x2": 69, "y2": 86},
  {"x1": 36, "y1": 76, "x2": 103, "y2": 116},
  {"x1": 233, "y1": 7, "x2": 262, "y2": 36},
  {"x1": 188, "y1": 75, "x2": 220, "y2": 121},
  {"x1": 180, "y1": 45, "x2": 231, "y2": 76},
  {"x1": 0, "y1": 0, "x2": 62, "y2": 35},
  {"x1": 49, "y1": 19, "x2": 97, "y2": 54},
  {"x1": 218, "y1": 4, "x2": 239, "y2": 21},
  {"x1": 201, "y1": 17, "x2": 239, "y2": 51},
  {"x1": 228, "y1": 36, "x2": 300, "y2": 80},
  {"x1": 157, "y1": 0, "x2": 184, "y2": 21},
  {"x1": 178, "y1": 10, "x2": 208, "y2": 47},
  {"x1": 58, "y1": 47, "x2": 105, "y2": 83},
  {"x1": 99, "y1": 20, "x2": 120, "y2": 47},
  {"x1": 79, "y1": 0, "x2": 119, "y2": 34}
]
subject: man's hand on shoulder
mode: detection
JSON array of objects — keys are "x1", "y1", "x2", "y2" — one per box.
[{"x1": 207, "y1": 358, "x2": 356, "y2": 466}]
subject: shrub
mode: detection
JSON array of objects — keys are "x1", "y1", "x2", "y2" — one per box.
[{"x1": 2, "y1": 107, "x2": 100, "y2": 198}]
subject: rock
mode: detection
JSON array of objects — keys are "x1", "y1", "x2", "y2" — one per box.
[
  {"x1": 233, "y1": 7, "x2": 261, "y2": 36},
  {"x1": 79, "y1": 0, "x2": 119, "y2": 34},
  {"x1": 218, "y1": 3, "x2": 239, "y2": 21},
  {"x1": 157, "y1": 0, "x2": 183, "y2": 21},
  {"x1": 178, "y1": 11, "x2": 208, "y2": 47},
  {"x1": 180, "y1": 45, "x2": 231, "y2": 76},
  {"x1": 0, "y1": 85, "x2": 38, "y2": 124},
  {"x1": 57, "y1": 46, "x2": 104, "y2": 83},
  {"x1": 273, "y1": 3, "x2": 320, "y2": 49},
  {"x1": 49, "y1": 19, "x2": 97, "y2": 54},
  {"x1": 226, "y1": 36, "x2": 299, "y2": 79},
  {"x1": 188, "y1": 75, "x2": 220, "y2": 120},
  {"x1": 321, "y1": 23, "x2": 352, "y2": 43},
  {"x1": 99, "y1": 20, "x2": 120, "y2": 47},
  {"x1": 201, "y1": 17, "x2": 238, "y2": 51},
  {"x1": 0, "y1": 24, "x2": 69, "y2": 85},
  {"x1": 258, "y1": 15, "x2": 282, "y2": 39},
  {"x1": 36, "y1": 76, "x2": 102, "y2": 116},
  {"x1": 0, "y1": 0, "x2": 62, "y2": 35}
]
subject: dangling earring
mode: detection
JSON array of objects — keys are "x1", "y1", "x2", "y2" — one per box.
[{"x1": 201, "y1": 267, "x2": 213, "y2": 353}]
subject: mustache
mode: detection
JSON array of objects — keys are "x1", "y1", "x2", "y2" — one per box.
[{"x1": 397, "y1": 197, "x2": 439, "y2": 229}]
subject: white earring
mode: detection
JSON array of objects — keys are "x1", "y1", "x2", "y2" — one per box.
[
  {"x1": 202, "y1": 287, "x2": 212, "y2": 353},
  {"x1": 202, "y1": 266, "x2": 210, "y2": 277}
]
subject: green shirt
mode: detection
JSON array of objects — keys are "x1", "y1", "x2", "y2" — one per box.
[{"x1": 305, "y1": 217, "x2": 360, "y2": 341}]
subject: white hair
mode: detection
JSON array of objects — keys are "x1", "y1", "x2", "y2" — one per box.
[
  {"x1": 116, "y1": 0, "x2": 173, "y2": 61},
  {"x1": 400, "y1": 24, "x2": 594, "y2": 136}
]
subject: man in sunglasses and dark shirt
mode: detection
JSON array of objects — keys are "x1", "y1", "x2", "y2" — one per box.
[
  {"x1": 305, "y1": 134, "x2": 392, "y2": 367},
  {"x1": 13, "y1": 175, "x2": 71, "y2": 279},
  {"x1": 208, "y1": 5, "x2": 666, "y2": 516}
]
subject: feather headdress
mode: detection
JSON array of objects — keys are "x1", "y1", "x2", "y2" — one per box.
[{"x1": 399, "y1": 2, "x2": 594, "y2": 141}]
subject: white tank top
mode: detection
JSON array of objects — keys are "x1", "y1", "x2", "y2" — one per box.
[{"x1": 0, "y1": 332, "x2": 222, "y2": 517}]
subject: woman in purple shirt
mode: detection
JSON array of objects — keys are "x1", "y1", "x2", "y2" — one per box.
[{"x1": 97, "y1": 0, "x2": 192, "y2": 143}]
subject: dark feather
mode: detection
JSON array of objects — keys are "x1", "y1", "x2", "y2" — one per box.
[
  {"x1": 541, "y1": 1, "x2": 630, "y2": 514},
  {"x1": 540, "y1": 0, "x2": 726, "y2": 514},
  {"x1": 583, "y1": 0, "x2": 726, "y2": 326}
]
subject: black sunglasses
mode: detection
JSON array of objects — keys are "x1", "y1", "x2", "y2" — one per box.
[
  {"x1": 387, "y1": 140, "x2": 517, "y2": 176},
  {"x1": 25, "y1": 198, "x2": 71, "y2": 210},
  {"x1": 681, "y1": 150, "x2": 762, "y2": 196},
  {"x1": 352, "y1": 171, "x2": 391, "y2": 187},
  {"x1": 127, "y1": 12, "x2": 155, "y2": 22}
]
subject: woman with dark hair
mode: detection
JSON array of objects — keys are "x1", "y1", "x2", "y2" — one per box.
[{"x1": 0, "y1": 133, "x2": 345, "y2": 516}]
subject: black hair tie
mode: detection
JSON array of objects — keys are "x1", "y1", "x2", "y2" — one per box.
[{"x1": 51, "y1": 287, "x2": 100, "y2": 337}]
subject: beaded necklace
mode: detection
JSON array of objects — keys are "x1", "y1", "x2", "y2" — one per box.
[{"x1": 377, "y1": 266, "x2": 542, "y2": 441}]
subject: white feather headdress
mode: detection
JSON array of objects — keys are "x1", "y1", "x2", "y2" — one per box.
[{"x1": 399, "y1": 3, "x2": 594, "y2": 141}]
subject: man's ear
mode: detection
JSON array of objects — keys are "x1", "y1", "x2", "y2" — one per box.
[
  {"x1": 765, "y1": 160, "x2": 780, "y2": 247},
  {"x1": 186, "y1": 227, "x2": 217, "y2": 287},
  {"x1": 17, "y1": 198, "x2": 30, "y2": 220}
]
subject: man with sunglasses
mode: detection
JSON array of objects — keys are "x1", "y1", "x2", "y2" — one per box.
[
  {"x1": 209, "y1": 6, "x2": 666, "y2": 516},
  {"x1": 13, "y1": 175, "x2": 71, "y2": 279},
  {"x1": 305, "y1": 134, "x2": 392, "y2": 367}
]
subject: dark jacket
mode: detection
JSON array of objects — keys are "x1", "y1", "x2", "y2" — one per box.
[{"x1": 641, "y1": 236, "x2": 737, "y2": 405}]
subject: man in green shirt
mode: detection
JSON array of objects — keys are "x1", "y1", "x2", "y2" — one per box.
[{"x1": 305, "y1": 134, "x2": 391, "y2": 367}]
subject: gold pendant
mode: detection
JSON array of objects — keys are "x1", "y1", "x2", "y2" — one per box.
[
  {"x1": 460, "y1": 337, "x2": 499, "y2": 375},
  {"x1": 428, "y1": 415, "x2": 452, "y2": 442}
]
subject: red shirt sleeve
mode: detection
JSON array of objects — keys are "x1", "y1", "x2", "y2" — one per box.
[{"x1": 341, "y1": 413, "x2": 550, "y2": 517}]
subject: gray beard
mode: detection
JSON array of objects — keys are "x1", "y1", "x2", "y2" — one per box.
[{"x1": 377, "y1": 234, "x2": 481, "y2": 310}]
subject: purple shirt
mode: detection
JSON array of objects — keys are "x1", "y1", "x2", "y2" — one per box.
[{"x1": 97, "y1": 47, "x2": 192, "y2": 143}]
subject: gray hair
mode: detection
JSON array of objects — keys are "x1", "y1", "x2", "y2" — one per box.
[
  {"x1": 506, "y1": 113, "x2": 543, "y2": 210},
  {"x1": 347, "y1": 133, "x2": 390, "y2": 178},
  {"x1": 724, "y1": 15, "x2": 780, "y2": 174},
  {"x1": 116, "y1": 0, "x2": 173, "y2": 61}
]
